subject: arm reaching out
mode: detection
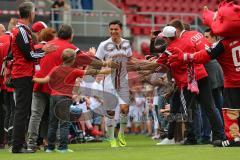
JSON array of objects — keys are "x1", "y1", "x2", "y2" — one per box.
[
  {"x1": 168, "y1": 41, "x2": 225, "y2": 64},
  {"x1": 32, "y1": 76, "x2": 50, "y2": 84}
]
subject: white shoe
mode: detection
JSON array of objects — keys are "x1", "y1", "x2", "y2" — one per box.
[
  {"x1": 152, "y1": 134, "x2": 160, "y2": 140},
  {"x1": 156, "y1": 138, "x2": 175, "y2": 145}
]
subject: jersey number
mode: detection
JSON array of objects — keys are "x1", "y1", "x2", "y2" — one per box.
[{"x1": 232, "y1": 46, "x2": 240, "y2": 67}]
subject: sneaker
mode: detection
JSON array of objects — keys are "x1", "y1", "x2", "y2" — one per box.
[
  {"x1": 213, "y1": 139, "x2": 240, "y2": 147},
  {"x1": 45, "y1": 149, "x2": 55, "y2": 153},
  {"x1": 152, "y1": 134, "x2": 160, "y2": 140},
  {"x1": 118, "y1": 133, "x2": 126, "y2": 147},
  {"x1": 56, "y1": 149, "x2": 74, "y2": 153},
  {"x1": 109, "y1": 139, "x2": 118, "y2": 148},
  {"x1": 156, "y1": 138, "x2": 175, "y2": 145}
]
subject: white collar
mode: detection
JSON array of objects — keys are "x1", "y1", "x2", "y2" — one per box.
[{"x1": 179, "y1": 30, "x2": 186, "y2": 38}]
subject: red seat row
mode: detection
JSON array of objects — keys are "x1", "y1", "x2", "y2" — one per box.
[{"x1": 109, "y1": 0, "x2": 219, "y2": 35}]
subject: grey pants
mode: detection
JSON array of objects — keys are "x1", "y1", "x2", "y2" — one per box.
[{"x1": 27, "y1": 92, "x2": 50, "y2": 148}]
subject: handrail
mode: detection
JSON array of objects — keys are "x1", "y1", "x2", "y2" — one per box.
[{"x1": 50, "y1": 8, "x2": 203, "y2": 36}]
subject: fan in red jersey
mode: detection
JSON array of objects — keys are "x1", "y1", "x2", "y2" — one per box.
[
  {"x1": 202, "y1": 0, "x2": 240, "y2": 37},
  {"x1": 168, "y1": 33, "x2": 240, "y2": 147}
]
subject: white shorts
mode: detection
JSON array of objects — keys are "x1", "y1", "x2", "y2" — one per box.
[{"x1": 104, "y1": 87, "x2": 130, "y2": 106}]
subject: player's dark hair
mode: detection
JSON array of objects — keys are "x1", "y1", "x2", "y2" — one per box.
[
  {"x1": 57, "y1": 24, "x2": 72, "y2": 40},
  {"x1": 109, "y1": 20, "x2": 123, "y2": 29},
  {"x1": 18, "y1": 2, "x2": 35, "y2": 19},
  {"x1": 168, "y1": 19, "x2": 184, "y2": 31}
]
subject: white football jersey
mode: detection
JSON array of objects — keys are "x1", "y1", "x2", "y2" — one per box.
[{"x1": 96, "y1": 38, "x2": 132, "y2": 90}]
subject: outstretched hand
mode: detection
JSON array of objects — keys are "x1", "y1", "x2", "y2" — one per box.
[
  {"x1": 88, "y1": 47, "x2": 96, "y2": 56},
  {"x1": 105, "y1": 60, "x2": 119, "y2": 68}
]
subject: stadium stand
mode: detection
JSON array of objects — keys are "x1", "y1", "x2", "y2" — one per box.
[{"x1": 109, "y1": 0, "x2": 219, "y2": 35}]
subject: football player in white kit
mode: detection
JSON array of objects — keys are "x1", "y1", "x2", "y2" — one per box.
[{"x1": 96, "y1": 20, "x2": 132, "y2": 147}]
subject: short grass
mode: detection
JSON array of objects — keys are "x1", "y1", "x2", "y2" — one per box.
[{"x1": 0, "y1": 135, "x2": 239, "y2": 160}]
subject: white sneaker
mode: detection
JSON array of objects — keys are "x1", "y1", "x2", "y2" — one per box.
[
  {"x1": 156, "y1": 138, "x2": 175, "y2": 145},
  {"x1": 152, "y1": 134, "x2": 160, "y2": 140}
]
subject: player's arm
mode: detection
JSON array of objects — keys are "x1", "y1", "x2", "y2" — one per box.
[
  {"x1": 127, "y1": 57, "x2": 160, "y2": 71},
  {"x1": 85, "y1": 68, "x2": 112, "y2": 75},
  {"x1": 32, "y1": 76, "x2": 50, "y2": 84}
]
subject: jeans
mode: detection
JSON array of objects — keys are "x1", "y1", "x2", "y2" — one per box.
[
  {"x1": 47, "y1": 96, "x2": 70, "y2": 150},
  {"x1": 70, "y1": 0, "x2": 80, "y2": 9},
  {"x1": 212, "y1": 87, "x2": 224, "y2": 122},
  {"x1": 201, "y1": 104, "x2": 224, "y2": 141},
  {"x1": 193, "y1": 105, "x2": 202, "y2": 141},
  {"x1": 27, "y1": 92, "x2": 50, "y2": 148}
]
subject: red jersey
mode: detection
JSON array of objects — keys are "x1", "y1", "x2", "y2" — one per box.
[
  {"x1": 11, "y1": 21, "x2": 45, "y2": 79},
  {"x1": 34, "y1": 38, "x2": 79, "y2": 94},
  {"x1": 157, "y1": 30, "x2": 208, "y2": 88},
  {"x1": 192, "y1": 38, "x2": 240, "y2": 88},
  {"x1": 0, "y1": 33, "x2": 14, "y2": 92},
  {"x1": 48, "y1": 66, "x2": 84, "y2": 97}
]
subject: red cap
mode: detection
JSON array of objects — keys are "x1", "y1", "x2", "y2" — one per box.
[{"x1": 32, "y1": 21, "x2": 48, "y2": 33}]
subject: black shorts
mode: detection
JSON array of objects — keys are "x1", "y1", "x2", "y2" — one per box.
[{"x1": 223, "y1": 88, "x2": 240, "y2": 109}]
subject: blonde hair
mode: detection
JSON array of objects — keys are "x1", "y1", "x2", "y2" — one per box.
[
  {"x1": 62, "y1": 48, "x2": 76, "y2": 64},
  {"x1": 8, "y1": 18, "x2": 18, "y2": 31}
]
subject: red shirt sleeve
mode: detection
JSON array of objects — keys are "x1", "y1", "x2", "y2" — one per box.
[
  {"x1": 73, "y1": 53, "x2": 94, "y2": 67},
  {"x1": 64, "y1": 69, "x2": 85, "y2": 84},
  {"x1": 193, "y1": 50, "x2": 211, "y2": 64},
  {"x1": 157, "y1": 53, "x2": 168, "y2": 65}
]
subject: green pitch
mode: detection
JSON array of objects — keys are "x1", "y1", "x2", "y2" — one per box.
[{"x1": 0, "y1": 135, "x2": 239, "y2": 160}]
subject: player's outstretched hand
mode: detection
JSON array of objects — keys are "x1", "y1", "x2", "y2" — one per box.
[{"x1": 105, "y1": 60, "x2": 119, "y2": 68}]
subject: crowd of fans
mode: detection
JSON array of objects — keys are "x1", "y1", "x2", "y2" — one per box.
[{"x1": 0, "y1": 0, "x2": 239, "y2": 154}]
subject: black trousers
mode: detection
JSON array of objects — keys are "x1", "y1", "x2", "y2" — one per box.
[
  {"x1": 168, "y1": 77, "x2": 225, "y2": 141},
  {"x1": 3, "y1": 90, "x2": 15, "y2": 145},
  {"x1": 0, "y1": 91, "x2": 5, "y2": 144},
  {"x1": 12, "y1": 77, "x2": 33, "y2": 150}
]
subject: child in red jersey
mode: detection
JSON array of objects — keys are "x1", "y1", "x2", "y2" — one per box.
[{"x1": 33, "y1": 48, "x2": 111, "y2": 152}]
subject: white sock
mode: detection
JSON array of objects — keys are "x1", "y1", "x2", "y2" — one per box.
[
  {"x1": 119, "y1": 114, "x2": 128, "y2": 134},
  {"x1": 106, "y1": 117, "x2": 115, "y2": 140}
]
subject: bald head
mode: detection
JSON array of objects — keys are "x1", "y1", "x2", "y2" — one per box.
[{"x1": 0, "y1": 24, "x2": 6, "y2": 36}]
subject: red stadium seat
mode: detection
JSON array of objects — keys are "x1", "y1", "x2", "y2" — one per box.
[
  {"x1": 131, "y1": 26, "x2": 142, "y2": 35},
  {"x1": 143, "y1": 27, "x2": 152, "y2": 35},
  {"x1": 109, "y1": 0, "x2": 220, "y2": 36}
]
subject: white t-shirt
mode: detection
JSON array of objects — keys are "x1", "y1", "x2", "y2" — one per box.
[{"x1": 96, "y1": 38, "x2": 132, "y2": 90}]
